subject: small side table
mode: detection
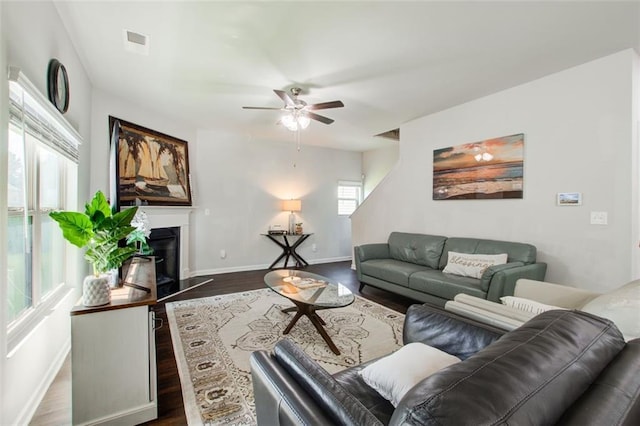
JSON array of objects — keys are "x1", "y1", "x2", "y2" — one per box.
[{"x1": 262, "y1": 233, "x2": 313, "y2": 269}]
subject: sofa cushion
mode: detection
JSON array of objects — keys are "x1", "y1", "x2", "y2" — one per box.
[
  {"x1": 273, "y1": 339, "x2": 383, "y2": 426},
  {"x1": 409, "y1": 269, "x2": 486, "y2": 300},
  {"x1": 438, "y1": 237, "x2": 537, "y2": 269},
  {"x1": 388, "y1": 232, "x2": 447, "y2": 269},
  {"x1": 360, "y1": 259, "x2": 431, "y2": 287},
  {"x1": 580, "y1": 279, "x2": 640, "y2": 341},
  {"x1": 359, "y1": 342, "x2": 460, "y2": 407},
  {"x1": 389, "y1": 310, "x2": 626, "y2": 426},
  {"x1": 557, "y1": 338, "x2": 640, "y2": 425},
  {"x1": 333, "y1": 361, "x2": 395, "y2": 425},
  {"x1": 402, "y1": 304, "x2": 504, "y2": 360},
  {"x1": 442, "y1": 251, "x2": 508, "y2": 279}
]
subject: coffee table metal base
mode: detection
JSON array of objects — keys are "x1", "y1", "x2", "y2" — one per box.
[{"x1": 281, "y1": 303, "x2": 340, "y2": 355}]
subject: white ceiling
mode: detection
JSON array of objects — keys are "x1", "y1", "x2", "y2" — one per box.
[{"x1": 53, "y1": 1, "x2": 640, "y2": 152}]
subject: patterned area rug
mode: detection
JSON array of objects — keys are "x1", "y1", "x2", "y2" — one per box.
[{"x1": 166, "y1": 288, "x2": 404, "y2": 425}]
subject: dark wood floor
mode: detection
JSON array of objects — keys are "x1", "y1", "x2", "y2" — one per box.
[
  {"x1": 31, "y1": 261, "x2": 419, "y2": 425},
  {"x1": 144, "y1": 261, "x2": 418, "y2": 425}
]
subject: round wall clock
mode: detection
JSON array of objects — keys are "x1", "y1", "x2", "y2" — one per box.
[{"x1": 47, "y1": 58, "x2": 69, "y2": 114}]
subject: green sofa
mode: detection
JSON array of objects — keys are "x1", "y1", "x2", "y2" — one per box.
[{"x1": 354, "y1": 232, "x2": 547, "y2": 306}]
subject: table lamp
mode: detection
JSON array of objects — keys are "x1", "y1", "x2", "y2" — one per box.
[{"x1": 282, "y1": 199, "x2": 301, "y2": 235}]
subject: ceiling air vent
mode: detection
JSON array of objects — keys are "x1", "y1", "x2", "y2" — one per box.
[
  {"x1": 375, "y1": 128, "x2": 400, "y2": 141},
  {"x1": 123, "y1": 29, "x2": 150, "y2": 55}
]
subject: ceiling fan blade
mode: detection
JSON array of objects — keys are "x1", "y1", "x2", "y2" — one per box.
[
  {"x1": 242, "y1": 106, "x2": 283, "y2": 110},
  {"x1": 306, "y1": 111, "x2": 334, "y2": 125},
  {"x1": 306, "y1": 100, "x2": 344, "y2": 110},
  {"x1": 274, "y1": 89, "x2": 296, "y2": 108}
]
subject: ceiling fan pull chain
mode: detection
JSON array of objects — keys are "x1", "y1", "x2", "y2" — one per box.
[{"x1": 292, "y1": 130, "x2": 300, "y2": 168}]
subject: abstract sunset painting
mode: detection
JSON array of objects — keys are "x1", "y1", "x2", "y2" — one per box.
[{"x1": 433, "y1": 133, "x2": 524, "y2": 200}]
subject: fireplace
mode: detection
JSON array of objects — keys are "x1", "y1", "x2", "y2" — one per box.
[
  {"x1": 148, "y1": 227, "x2": 180, "y2": 299},
  {"x1": 130, "y1": 206, "x2": 193, "y2": 297}
]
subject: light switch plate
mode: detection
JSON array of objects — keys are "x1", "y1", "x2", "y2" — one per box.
[{"x1": 590, "y1": 211, "x2": 608, "y2": 225}]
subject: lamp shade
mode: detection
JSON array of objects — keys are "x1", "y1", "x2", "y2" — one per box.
[{"x1": 282, "y1": 199, "x2": 301, "y2": 212}]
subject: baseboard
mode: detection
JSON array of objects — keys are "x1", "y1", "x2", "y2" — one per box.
[
  {"x1": 75, "y1": 401, "x2": 157, "y2": 426},
  {"x1": 191, "y1": 256, "x2": 352, "y2": 277},
  {"x1": 19, "y1": 338, "x2": 70, "y2": 425}
]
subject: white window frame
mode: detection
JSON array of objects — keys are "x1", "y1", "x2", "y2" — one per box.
[
  {"x1": 5, "y1": 68, "x2": 81, "y2": 353},
  {"x1": 338, "y1": 180, "x2": 363, "y2": 216}
]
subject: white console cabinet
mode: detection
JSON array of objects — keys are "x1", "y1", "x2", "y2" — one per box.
[{"x1": 70, "y1": 259, "x2": 157, "y2": 425}]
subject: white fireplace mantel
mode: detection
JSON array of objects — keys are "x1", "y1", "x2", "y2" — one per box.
[{"x1": 136, "y1": 206, "x2": 194, "y2": 279}]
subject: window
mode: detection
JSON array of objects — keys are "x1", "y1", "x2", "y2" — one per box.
[
  {"x1": 338, "y1": 180, "x2": 362, "y2": 216},
  {"x1": 6, "y1": 69, "x2": 80, "y2": 342}
]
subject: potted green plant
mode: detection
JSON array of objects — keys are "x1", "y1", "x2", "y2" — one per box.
[{"x1": 50, "y1": 190, "x2": 139, "y2": 306}]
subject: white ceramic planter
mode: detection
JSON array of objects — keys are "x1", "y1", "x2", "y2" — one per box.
[{"x1": 82, "y1": 274, "x2": 111, "y2": 307}]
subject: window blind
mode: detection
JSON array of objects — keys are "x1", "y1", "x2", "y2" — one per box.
[
  {"x1": 338, "y1": 180, "x2": 362, "y2": 215},
  {"x1": 8, "y1": 67, "x2": 81, "y2": 163}
]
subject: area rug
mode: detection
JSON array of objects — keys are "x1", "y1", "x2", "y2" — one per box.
[{"x1": 166, "y1": 288, "x2": 404, "y2": 425}]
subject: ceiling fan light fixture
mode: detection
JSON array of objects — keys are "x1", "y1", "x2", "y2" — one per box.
[
  {"x1": 244, "y1": 88, "x2": 343, "y2": 130},
  {"x1": 281, "y1": 111, "x2": 310, "y2": 131},
  {"x1": 281, "y1": 113, "x2": 298, "y2": 131},
  {"x1": 298, "y1": 114, "x2": 310, "y2": 129}
]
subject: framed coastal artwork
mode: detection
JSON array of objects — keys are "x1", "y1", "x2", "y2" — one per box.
[
  {"x1": 433, "y1": 133, "x2": 524, "y2": 200},
  {"x1": 557, "y1": 192, "x2": 582, "y2": 206},
  {"x1": 109, "y1": 116, "x2": 192, "y2": 208}
]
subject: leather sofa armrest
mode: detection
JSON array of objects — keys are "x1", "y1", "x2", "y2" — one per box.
[
  {"x1": 273, "y1": 340, "x2": 383, "y2": 426},
  {"x1": 250, "y1": 351, "x2": 336, "y2": 426},
  {"x1": 354, "y1": 243, "x2": 390, "y2": 280},
  {"x1": 403, "y1": 304, "x2": 504, "y2": 360},
  {"x1": 480, "y1": 262, "x2": 524, "y2": 291},
  {"x1": 355, "y1": 243, "x2": 390, "y2": 262},
  {"x1": 485, "y1": 262, "x2": 548, "y2": 302}
]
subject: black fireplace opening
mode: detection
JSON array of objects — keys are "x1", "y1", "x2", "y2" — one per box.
[{"x1": 148, "y1": 227, "x2": 180, "y2": 299}]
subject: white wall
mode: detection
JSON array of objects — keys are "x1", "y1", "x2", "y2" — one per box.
[
  {"x1": 352, "y1": 49, "x2": 639, "y2": 293},
  {"x1": 362, "y1": 144, "x2": 399, "y2": 198},
  {"x1": 90, "y1": 93, "x2": 361, "y2": 275},
  {"x1": 632, "y1": 54, "x2": 640, "y2": 279},
  {"x1": 1, "y1": 1, "x2": 93, "y2": 424},
  {"x1": 191, "y1": 131, "x2": 361, "y2": 274}
]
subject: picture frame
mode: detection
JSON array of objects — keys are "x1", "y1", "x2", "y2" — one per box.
[
  {"x1": 557, "y1": 192, "x2": 582, "y2": 206},
  {"x1": 433, "y1": 133, "x2": 524, "y2": 200},
  {"x1": 109, "y1": 116, "x2": 192, "y2": 208}
]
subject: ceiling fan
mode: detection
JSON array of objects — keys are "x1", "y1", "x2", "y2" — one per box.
[{"x1": 242, "y1": 87, "x2": 344, "y2": 129}]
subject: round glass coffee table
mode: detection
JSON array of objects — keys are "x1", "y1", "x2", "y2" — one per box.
[{"x1": 264, "y1": 269, "x2": 355, "y2": 354}]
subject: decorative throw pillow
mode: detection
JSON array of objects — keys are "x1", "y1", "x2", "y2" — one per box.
[
  {"x1": 443, "y1": 252, "x2": 508, "y2": 279},
  {"x1": 500, "y1": 296, "x2": 562, "y2": 315},
  {"x1": 359, "y1": 342, "x2": 461, "y2": 407}
]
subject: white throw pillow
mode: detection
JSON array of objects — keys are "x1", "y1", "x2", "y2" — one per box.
[
  {"x1": 443, "y1": 252, "x2": 508, "y2": 279},
  {"x1": 580, "y1": 279, "x2": 640, "y2": 341},
  {"x1": 359, "y1": 342, "x2": 461, "y2": 407},
  {"x1": 500, "y1": 296, "x2": 562, "y2": 315}
]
